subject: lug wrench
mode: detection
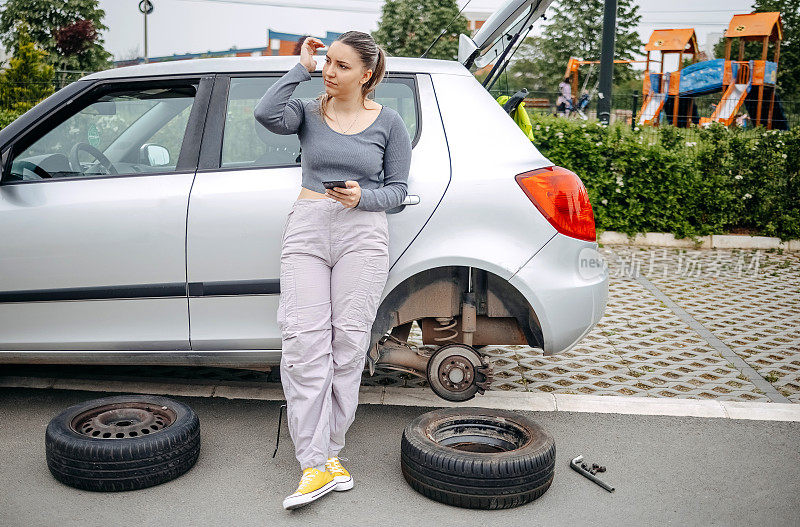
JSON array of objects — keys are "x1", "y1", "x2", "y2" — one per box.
[{"x1": 570, "y1": 455, "x2": 615, "y2": 492}]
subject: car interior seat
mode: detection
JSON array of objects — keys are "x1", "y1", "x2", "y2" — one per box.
[{"x1": 252, "y1": 117, "x2": 301, "y2": 167}]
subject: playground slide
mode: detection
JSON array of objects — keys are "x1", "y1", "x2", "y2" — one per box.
[
  {"x1": 638, "y1": 92, "x2": 666, "y2": 125},
  {"x1": 708, "y1": 83, "x2": 750, "y2": 126}
]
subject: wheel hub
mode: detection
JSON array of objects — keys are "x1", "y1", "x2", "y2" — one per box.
[
  {"x1": 426, "y1": 344, "x2": 494, "y2": 402},
  {"x1": 438, "y1": 356, "x2": 474, "y2": 392}
]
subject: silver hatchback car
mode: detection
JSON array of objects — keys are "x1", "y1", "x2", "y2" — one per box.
[{"x1": 0, "y1": 0, "x2": 607, "y2": 401}]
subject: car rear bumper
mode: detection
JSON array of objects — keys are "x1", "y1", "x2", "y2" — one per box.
[{"x1": 509, "y1": 233, "x2": 608, "y2": 355}]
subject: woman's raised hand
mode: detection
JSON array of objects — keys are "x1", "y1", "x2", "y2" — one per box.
[{"x1": 300, "y1": 37, "x2": 325, "y2": 73}]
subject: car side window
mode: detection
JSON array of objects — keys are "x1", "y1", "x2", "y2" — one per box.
[
  {"x1": 7, "y1": 83, "x2": 197, "y2": 182},
  {"x1": 221, "y1": 75, "x2": 418, "y2": 170}
]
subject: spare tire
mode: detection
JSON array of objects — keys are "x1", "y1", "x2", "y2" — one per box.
[
  {"x1": 45, "y1": 394, "x2": 200, "y2": 492},
  {"x1": 400, "y1": 407, "x2": 555, "y2": 509}
]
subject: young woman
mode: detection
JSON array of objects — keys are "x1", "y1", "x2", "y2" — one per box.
[
  {"x1": 254, "y1": 31, "x2": 412, "y2": 509},
  {"x1": 556, "y1": 76, "x2": 572, "y2": 117}
]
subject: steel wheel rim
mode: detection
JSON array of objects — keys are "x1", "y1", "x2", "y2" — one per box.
[
  {"x1": 70, "y1": 402, "x2": 177, "y2": 439},
  {"x1": 427, "y1": 416, "x2": 532, "y2": 453}
]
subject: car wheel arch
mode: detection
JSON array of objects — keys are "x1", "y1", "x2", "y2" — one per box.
[{"x1": 369, "y1": 264, "x2": 544, "y2": 352}]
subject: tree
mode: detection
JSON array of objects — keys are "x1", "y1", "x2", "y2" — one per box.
[
  {"x1": 712, "y1": 0, "x2": 799, "y2": 100},
  {"x1": 373, "y1": 0, "x2": 469, "y2": 60},
  {"x1": 506, "y1": 0, "x2": 642, "y2": 96},
  {"x1": 0, "y1": 0, "x2": 112, "y2": 74},
  {"x1": 0, "y1": 26, "x2": 54, "y2": 114},
  {"x1": 54, "y1": 19, "x2": 98, "y2": 56}
]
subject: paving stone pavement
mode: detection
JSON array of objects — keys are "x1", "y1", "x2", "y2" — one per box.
[{"x1": 363, "y1": 246, "x2": 800, "y2": 403}]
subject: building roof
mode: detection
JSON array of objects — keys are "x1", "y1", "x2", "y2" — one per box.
[
  {"x1": 644, "y1": 29, "x2": 699, "y2": 54},
  {"x1": 725, "y1": 12, "x2": 783, "y2": 41},
  {"x1": 83, "y1": 55, "x2": 471, "y2": 81}
]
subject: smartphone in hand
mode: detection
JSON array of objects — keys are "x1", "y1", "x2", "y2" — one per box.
[{"x1": 322, "y1": 180, "x2": 347, "y2": 190}]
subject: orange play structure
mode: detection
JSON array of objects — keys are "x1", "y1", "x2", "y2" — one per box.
[
  {"x1": 636, "y1": 12, "x2": 786, "y2": 129},
  {"x1": 561, "y1": 12, "x2": 788, "y2": 129},
  {"x1": 639, "y1": 29, "x2": 699, "y2": 126},
  {"x1": 699, "y1": 12, "x2": 783, "y2": 128}
]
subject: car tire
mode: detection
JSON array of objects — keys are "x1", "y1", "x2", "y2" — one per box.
[
  {"x1": 45, "y1": 394, "x2": 200, "y2": 492},
  {"x1": 400, "y1": 407, "x2": 555, "y2": 509}
]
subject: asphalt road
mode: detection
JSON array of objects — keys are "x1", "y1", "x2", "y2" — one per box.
[{"x1": 1, "y1": 387, "x2": 798, "y2": 526}]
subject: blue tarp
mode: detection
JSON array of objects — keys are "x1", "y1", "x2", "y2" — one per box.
[
  {"x1": 676, "y1": 59, "x2": 778, "y2": 96},
  {"x1": 765, "y1": 61, "x2": 778, "y2": 85},
  {"x1": 649, "y1": 73, "x2": 663, "y2": 93},
  {"x1": 678, "y1": 59, "x2": 726, "y2": 96}
]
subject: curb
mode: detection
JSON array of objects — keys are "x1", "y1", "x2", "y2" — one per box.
[
  {"x1": 599, "y1": 231, "x2": 800, "y2": 251},
  {"x1": 2, "y1": 376, "x2": 798, "y2": 422}
]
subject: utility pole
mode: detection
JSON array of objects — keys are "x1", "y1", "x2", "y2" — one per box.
[
  {"x1": 139, "y1": 0, "x2": 154, "y2": 63},
  {"x1": 597, "y1": 0, "x2": 617, "y2": 125}
]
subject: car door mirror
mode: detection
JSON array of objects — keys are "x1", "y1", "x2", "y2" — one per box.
[{"x1": 139, "y1": 144, "x2": 170, "y2": 166}]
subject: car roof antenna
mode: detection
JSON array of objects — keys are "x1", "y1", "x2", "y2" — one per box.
[{"x1": 420, "y1": 0, "x2": 473, "y2": 59}]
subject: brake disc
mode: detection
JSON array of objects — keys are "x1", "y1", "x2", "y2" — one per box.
[{"x1": 426, "y1": 343, "x2": 494, "y2": 402}]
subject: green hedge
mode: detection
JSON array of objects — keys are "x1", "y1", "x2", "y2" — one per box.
[{"x1": 527, "y1": 114, "x2": 800, "y2": 240}]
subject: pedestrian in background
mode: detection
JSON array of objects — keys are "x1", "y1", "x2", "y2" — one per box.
[{"x1": 556, "y1": 76, "x2": 572, "y2": 117}]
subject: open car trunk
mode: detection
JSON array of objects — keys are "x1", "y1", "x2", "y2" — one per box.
[{"x1": 458, "y1": 0, "x2": 554, "y2": 90}]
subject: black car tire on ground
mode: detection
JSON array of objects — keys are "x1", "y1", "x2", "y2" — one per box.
[
  {"x1": 400, "y1": 407, "x2": 555, "y2": 509},
  {"x1": 45, "y1": 394, "x2": 200, "y2": 492}
]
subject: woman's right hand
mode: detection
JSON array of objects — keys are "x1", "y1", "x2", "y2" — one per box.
[{"x1": 300, "y1": 37, "x2": 325, "y2": 73}]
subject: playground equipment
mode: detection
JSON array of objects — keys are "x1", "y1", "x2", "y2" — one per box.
[
  {"x1": 565, "y1": 57, "x2": 646, "y2": 119},
  {"x1": 700, "y1": 60, "x2": 755, "y2": 126},
  {"x1": 699, "y1": 12, "x2": 784, "y2": 129},
  {"x1": 639, "y1": 12, "x2": 787, "y2": 130},
  {"x1": 639, "y1": 29, "x2": 699, "y2": 126}
]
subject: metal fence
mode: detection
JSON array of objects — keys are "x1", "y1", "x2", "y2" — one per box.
[{"x1": 489, "y1": 88, "x2": 799, "y2": 131}]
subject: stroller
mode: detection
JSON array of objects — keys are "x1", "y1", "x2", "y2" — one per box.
[
  {"x1": 573, "y1": 91, "x2": 591, "y2": 120},
  {"x1": 557, "y1": 91, "x2": 590, "y2": 119}
]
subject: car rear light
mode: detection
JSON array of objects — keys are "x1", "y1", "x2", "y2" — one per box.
[{"x1": 515, "y1": 166, "x2": 596, "y2": 242}]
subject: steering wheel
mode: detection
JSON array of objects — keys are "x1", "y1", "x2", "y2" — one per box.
[{"x1": 68, "y1": 142, "x2": 119, "y2": 176}]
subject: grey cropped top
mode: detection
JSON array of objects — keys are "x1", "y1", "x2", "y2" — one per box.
[{"x1": 253, "y1": 61, "x2": 412, "y2": 212}]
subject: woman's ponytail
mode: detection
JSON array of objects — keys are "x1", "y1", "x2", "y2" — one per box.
[{"x1": 362, "y1": 46, "x2": 386, "y2": 99}]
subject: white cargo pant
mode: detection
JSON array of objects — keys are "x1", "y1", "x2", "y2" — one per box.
[{"x1": 277, "y1": 197, "x2": 389, "y2": 470}]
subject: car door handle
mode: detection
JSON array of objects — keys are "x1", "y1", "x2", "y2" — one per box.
[{"x1": 402, "y1": 194, "x2": 420, "y2": 206}]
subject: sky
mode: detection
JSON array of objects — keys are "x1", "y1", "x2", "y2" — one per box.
[{"x1": 96, "y1": 0, "x2": 754, "y2": 67}]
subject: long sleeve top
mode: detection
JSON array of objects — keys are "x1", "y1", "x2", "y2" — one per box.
[
  {"x1": 253, "y1": 61, "x2": 412, "y2": 212},
  {"x1": 557, "y1": 81, "x2": 572, "y2": 105}
]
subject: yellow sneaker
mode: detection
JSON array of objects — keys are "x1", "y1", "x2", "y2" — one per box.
[
  {"x1": 282, "y1": 467, "x2": 337, "y2": 510},
  {"x1": 326, "y1": 456, "x2": 354, "y2": 491}
]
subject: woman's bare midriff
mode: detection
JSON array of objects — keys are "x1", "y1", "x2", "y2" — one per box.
[{"x1": 297, "y1": 186, "x2": 330, "y2": 200}]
